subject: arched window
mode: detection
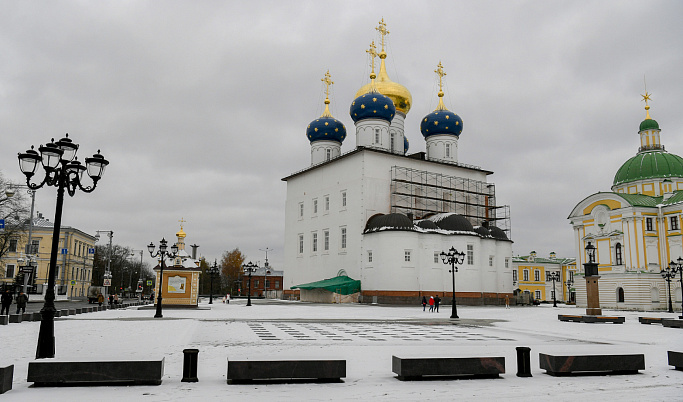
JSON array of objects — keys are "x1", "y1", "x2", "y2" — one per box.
[
  {"x1": 650, "y1": 287, "x2": 660, "y2": 303},
  {"x1": 445, "y1": 143, "x2": 451, "y2": 158},
  {"x1": 326, "y1": 149, "x2": 331, "y2": 161},
  {"x1": 617, "y1": 287, "x2": 625, "y2": 303},
  {"x1": 615, "y1": 243, "x2": 623, "y2": 265},
  {"x1": 391, "y1": 133, "x2": 395, "y2": 151}
]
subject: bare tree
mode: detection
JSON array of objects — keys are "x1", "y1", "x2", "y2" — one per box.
[{"x1": 0, "y1": 172, "x2": 30, "y2": 276}]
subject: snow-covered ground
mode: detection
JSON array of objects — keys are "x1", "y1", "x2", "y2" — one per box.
[{"x1": 2, "y1": 300, "x2": 683, "y2": 401}]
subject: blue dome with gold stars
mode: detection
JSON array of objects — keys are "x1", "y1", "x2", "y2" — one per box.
[
  {"x1": 404, "y1": 136, "x2": 409, "y2": 154},
  {"x1": 306, "y1": 116, "x2": 347, "y2": 144},
  {"x1": 420, "y1": 109, "x2": 462, "y2": 138},
  {"x1": 350, "y1": 90, "x2": 395, "y2": 123}
]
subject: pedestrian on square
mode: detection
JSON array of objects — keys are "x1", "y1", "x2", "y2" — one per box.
[
  {"x1": 434, "y1": 295, "x2": 440, "y2": 313},
  {"x1": 429, "y1": 296, "x2": 434, "y2": 312},
  {"x1": 108, "y1": 294, "x2": 114, "y2": 306},
  {"x1": 114, "y1": 294, "x2": 119, "y2": 304},
  {"x1": 421, "y1": 296, "x2": 427, "y2": 311},
  {"x1": 1, "y1": 290, "x2": 12, "y2": 315},
  {"x1": 15, "y1": 291, "x2": 28, "y2": 314},
  {"x1": 97, "y1": 293, "x2": 104, "y2": 306},
  {"x1": 505, "y1": 295, "x2": 510, "y2": 309}
]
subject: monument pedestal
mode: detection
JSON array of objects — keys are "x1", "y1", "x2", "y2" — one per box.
[{"x1": 585, "y1": 275, "x2": 601, "y2": 316}]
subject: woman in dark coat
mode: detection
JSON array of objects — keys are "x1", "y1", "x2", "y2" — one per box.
[
  {"x1": 421, "y1": 296, "x2": 427, "y2": 311},
  {"x1": 1, "y1": 290, "x2": 12, "y2": 315}
]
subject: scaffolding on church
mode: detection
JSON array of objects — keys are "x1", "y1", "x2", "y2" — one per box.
[{"x1": 390, "y1": 166, "x2": 511, "y2": 237}]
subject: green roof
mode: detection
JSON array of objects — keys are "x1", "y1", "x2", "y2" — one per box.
[
  {"x1": 616, "y1": 192, "x2": 662, "y2": 207},
  {"x1": 640, "y1": 118, "x2": 660, "y2": 131},
  {"x1": 291, "y1": 275, "x2": 361, "y2": 295},
  {"x1": 613, "y1": 150, "x2": 683, "y2": 186}
]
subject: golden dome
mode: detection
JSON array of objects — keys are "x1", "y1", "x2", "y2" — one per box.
[
  {"x1": 176, "y1": 228, "x2": 186, "y2": 239},
  {"x1": 355, "y1": 54, "x2": 412, "y2": 114}
]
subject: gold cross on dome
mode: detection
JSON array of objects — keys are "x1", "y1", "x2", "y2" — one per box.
[
  {"x1": 376, "y1": 18, "x2": 389, "y2": 52},
  {"x1": 641, "y1": 91, "x2": 652, "y2": 106},
  {"x1": 178, "y1": 217, "x2": 186, "y2": 229},
  {"x1": 435, "y1": 61, "x2": 446, "y2": 92},
  {"x1": 366, "y1": 41, "x2": 377, "y2": 75},
  {"x1": 321, "y1": 70, "x2": 334, "y2": 100}
]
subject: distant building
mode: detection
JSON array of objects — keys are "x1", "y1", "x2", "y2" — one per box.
[
  {"x1": 239, "y1": 265, "x2": 284, "y2": 299},
  {"x1": 568, "y1": 94, "x2": 683, "y2": 310},
  {"x1": 0, "y1": 212, "x2": 96, "y2": 298},
  {"x1": 512, "y1": 251, "x2": 576, "y2": 303}
]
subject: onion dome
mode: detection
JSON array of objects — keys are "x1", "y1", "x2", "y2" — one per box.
[
  {"x1": 416, "y1": 219, "x2": 438, "y2": 230},
  {"x1": 430, "y1": 213, "x2": 473, "y2": 232},
  {"x1": 474, "y1": 226, "x2": 491, "y2": 237},
  {"x1": 613, "y1": 151, "x2": 683, "y2": 186},
  {"x1": 421, "y1": 62, "x2": 463, "y2": 138},
  {"x1": 489, "y1": 226, "x2": 509, "y2": 240},
  {"x1": 640, "y1": 92, "x2": 660, "y2": 131},
  {"x1": 176, "y1": 227, "x2": 186, "y2": 239},
  {"x1": 354, "y1": 19, "x2": 412, "y2": 114},
  {"x1": 364, "y1": 213, "x2": 414, "y2": 233},
  {"x1": 307, "y1": 71, "x2": 347, "y2": 143},
  {"x1": 350, "y1": 90, "x2": 395, "y2": 123},
  {"x1": 404, "y1": 136, "x2": 409, "y2": 154}
]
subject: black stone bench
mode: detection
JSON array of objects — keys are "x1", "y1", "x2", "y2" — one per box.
[
  {"x1": 539, "y1": 353, "x2": 644, "y2": 376},
  {"x1": 668, "y1": 351, "x2": 683, "y2": 370},
  {"x1": 22, "y1": 313, "x2": 32, "y2": 321},
  {"x1": 8, "y1": 314, "x2": 22, "y2": 324},
  {"x1": 0, "y1": 316, "x2": 8, "y2": 325},
  {"x1": 662, "y1": 319, "x2": 683, "y2": 328},
  {"x1": 639, "y1": 317, "x2": 664, "y2": 325},
  {"x1": 558, "y1": 315, "x2": 625, "y2": 324},
  {"x1": 392, "y1": 356, "x2": 505, "y2": 380},
  {"x1": 0, "y1": 365, "x2": 12, "y2": 394},
  {"x1": 227, "y1": 359, "x2": 345, "y2": 384},
  {"x1": 27, "y1": 359, "x2": 165, "y2": 386}
]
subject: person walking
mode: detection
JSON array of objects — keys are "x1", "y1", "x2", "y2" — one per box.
[
  {"x1": 434, "y1": 295, "x2": 440, "y2": 313},
  {"x1": 108, "y1": 294, "x2": 114, "y2": 307},
  {"x1": 428, "y1": 296, "x2": 435, "y2": 312},
  {"x1": 421, "y1": 296, "x2": 427, "y2": 311},
  {"x1": 97, "y1": 293, "x2": 104, "y2": 307},
  {"x1": 15, "y1": 291, "x2": 28, "y2": 314},
  {"x1": 1, "y1": 290, "x2": 12, "y2": 315},
  {"x1": 505, "y1": 294, "x2": 510, "y2": 309}
]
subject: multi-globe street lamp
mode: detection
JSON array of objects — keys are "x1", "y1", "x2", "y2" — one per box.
[
  {"x1": 661, "y1": 265, "x2": 676, "y2": 313},
  {"x1": 565, "y1": 277, "x2": 574, "y2": 305},
  {"x1": 148, "y1": 238, "x2": 179, "y2": 318},
  {"x1": 440, "y1": 246, "x2": 465, "y2": 319},
  {"x1": 243, "y1": 261, "x2": 258, "y2": 307},
  {"x1": 667, "y1": 257, "x2": 683, "y2": 318},
  {"x1": 209, "y1": 259, "x2": 219, "y2": 304},
  {"x1": 17, "y1": 134, "x2": 108, "y2": 359},
  {"x1": 546, "y1": 271, "x2": 560, "y2": 307}
]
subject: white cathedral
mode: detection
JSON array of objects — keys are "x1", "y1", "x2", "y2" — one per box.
[{"x1": 282, "y1": 20, "x2": 513, "y2": 304}]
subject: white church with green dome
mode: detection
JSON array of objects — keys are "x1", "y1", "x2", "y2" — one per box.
[{"x1": 569, "y1": 93, "x2": 683, "y2": 311}]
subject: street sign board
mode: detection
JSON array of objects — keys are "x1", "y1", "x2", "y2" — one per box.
[
  {"x1": 20, "y1": 267, "x2": 34, "y2": 274},
  {"x1": 88, "y1": 248, "x2": 95, "y2": 254},
  {"x1": 61, "y1": 248, "x2": 68, "y2": 255},
  {"x1": 147, "y1": 280, "x2": 152, "y2": 286},
  {"x1": 0, "y1": 219, "x2": 4, "y2": 229},
  {"x1": 103, "y1": 279, "x2": 111, "y2": 286},
  {"x1": 70, "y1": 280, "x2": 76, "y2": 285}
]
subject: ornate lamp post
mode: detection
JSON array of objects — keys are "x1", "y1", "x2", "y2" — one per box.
[
  {"x1": 208, "y1": 259, "x2": 219, "y2": 304},
  {"x1": 668, "y1": 257, "x2": 683, "y2": 318},
  {"x1": 440, "y1": 246, "x2": 465, "y2": 319},
  {"x1": 546, "y1": 271, "x2": 560, "y2": 307},
  {"x1": 661, "y1": 265, "x2": 676, "y2": 313},
  {"x1": 565, "y1": 277, "x2": 574, "y2": 304},
  {"x1": 17, "y1": 134, "x2": 108, "y2": 359},
  {"x1": 148, "y1": 238, "x2": 179, "y2": 318},
  {"x1": 243, "y1": 261, "x2": 258, "y2": 307}
]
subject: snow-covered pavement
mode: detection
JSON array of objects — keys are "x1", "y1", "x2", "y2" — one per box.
[{"x1": 2, "y1": 300, "x2": 683, "y2": 401}]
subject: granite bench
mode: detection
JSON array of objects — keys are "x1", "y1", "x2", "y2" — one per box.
[
  {"x1": 638, "y1": 317, "x2": 663, "y2": 325},
  {"x1": 227, "y1": 359, "x2": 345, "y2": 384},
  {"x1": 539, "y1": 353, "x2": 644, "y2": 376},
  {"x1": 8, "y1": 314, "x2": 22, "y2": 324},
  {"x1": 27, "y1": 359, "x2": 165, "y2": 386},
  {"x1": 558, "y1": 315, "x2": 625, "y2": 324},
  {"x1": 392, "y1": 356, "x2": 505, "y2": 380},
  {"x1": 0, "y1": 365, "x2": 12, "y2": 394},
  {"x1": 668, "y1": 351, "x2": 683, "y2": 370},
  {"x1": 662, "y1": 319, "x2": 683, "y2": 328}
]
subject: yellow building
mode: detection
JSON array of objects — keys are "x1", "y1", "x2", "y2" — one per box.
[
  {"x1": 0, "y1": 212, "x2": 96, "y2": 298},
  {"x1": 568, "y1": 94, "x2": 683, "y2": 310},
  {"x1": 512, "y1": 251, "x2": 576, "y2": 303}
]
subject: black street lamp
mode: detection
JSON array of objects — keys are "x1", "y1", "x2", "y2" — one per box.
[
  {"x1": 565, "y1": 277, "x2": 574, "y2": 304},
  {"x1": 661, "y1": 265, "x2": 676, "y2": 313},
  {"x1": 209, "y1": 259, "x2": 219, "y2": 304},
  {"x1": 243, "y1": 261, "x2": 258, "y2": 307},
  {"x1": 440, "y1": 246, "x2": 465, "y2": 319},
  {"x1": 17, "y1": 134, "x2": 108, "y2": 359},
  {"x1": 148, "y1": 238, "x2": 179, "y2": 318},
  {"x1": 667, "y1": 257, "x2": 683, "y2": 318},
  {"x1": 546, "y1": 271, "x2": 560, "y2": 307}
]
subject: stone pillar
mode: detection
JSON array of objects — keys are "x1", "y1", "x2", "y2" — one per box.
[{"x1": 585, "y1": 275, "x2": 602, "y2": 316}]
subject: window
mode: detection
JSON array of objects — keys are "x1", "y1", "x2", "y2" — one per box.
[
  {"x1": 298, "y1": 234, "x2": 304, "y2": 254},
  {"x1": 326, "y1": 149, "x2": 331, "y2": 161},
  {"x1": 671, "y1": 216, "x2": 679, "y2": 231},
  {"x1": 265, "y1": 279, "x2": 270, "y2": 289},
  {"x1": 275, "y1": 280, "x2": 280, "y2": 289},
  {"x1": 313, "y1": 199, "x2": 318, "y2": 214},
  {"x1": 255, "y1": 280, "x2": 259, "y2": 288},
  {"x1": 505, "y1": 258, "x2": 509, "y2": 268},
  {"x1": 467, "y1": 244, "x2": 474, "y2": 265},
  {"x1": 5, "y1": 264, "x2": 15, "y2": 278},
  {"x1": 434, "y1": 252, "x2": 439, "y2": 264},
  {"x1": 535, "y1": 290, "x2": 541, "y2": 300},
  {"x1": 513, "y1": 270, "x2": 518, "y2": 282},
  {"x1": 325, "y1": 196, "x2": 330, "y2": 212},
  {"x1": 29, "y1": 240, "x2": 39, "y2": 255},
  {"x1": 368, "y1": 251, "x2": 373, "y2": 263},
  {"x1": 534, "y1": 270, "x2": 540, "y2": 281},
  {"x1": 9, "y1": 239, "x2": 17, "y2": 253},
  {"x1": 391, "y1": 133, "x2": 395, "y2": 151},
  {"x1": 324, "y1": 230, "x2": 330, "y2": 251},
  {"x1": 375, "y1": 128, "x2": 380, "y2": 144},
  {"x1": 445, "y1": 143, "x2": 451, "y2": 157},
  {"x1": 341, "y1": 191, "x2": 347, "y2": 208},
  {"x1": 523, "y1": 269, "x2": 529, "y2": 281},
  {"x1": 489, "y1": 256, "x2": 494, "y2": 267},
  {"x1": 404, "y1": 250, "x2": 411, "y2": 262},
  {"x1": 312, "y1": 232, "x2": 318, "y2": 252},
  {"x1": 617, "y1": 287, "x2": 625, "y2": 303},
  {"x1": 615, "y1": 243, "x2": 623, "y2": 265},
  {"x1": 299, "y1": 202, "x2": 304, "y2": 218},
  {"x1": 569, "y1": 270, "x2": 574, "y2": 281},
  {"x1": 646, "y1": 217, "x2": 653, "y2": 231},
  {"x1": 340, "y1": 227, "x2": 347, "y2": 249}
]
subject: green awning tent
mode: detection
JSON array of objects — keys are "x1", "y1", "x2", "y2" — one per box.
[{"x1": 291, "y1": 275, "x2": 361, "y2": 295}]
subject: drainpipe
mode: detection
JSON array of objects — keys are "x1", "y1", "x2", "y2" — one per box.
[{"x1": 658, "y1": 204, "x2": 666, "y2": 273}]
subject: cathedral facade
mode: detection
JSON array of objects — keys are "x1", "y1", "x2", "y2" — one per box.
[{"x1": 283, "y1": 20, "x2": 513, "y2": 305}]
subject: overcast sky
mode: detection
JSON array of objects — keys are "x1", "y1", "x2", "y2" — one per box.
[{"x1": 1, "y1": 1, "x2": 682, "y2": 269}]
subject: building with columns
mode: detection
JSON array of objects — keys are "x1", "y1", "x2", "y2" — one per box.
[
  {"x1": 283, "y1": 20, "x2": 513, "y2": 305},
  {"x1": 568, "y1": 93, "x2": 683, "y2": 311}
]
